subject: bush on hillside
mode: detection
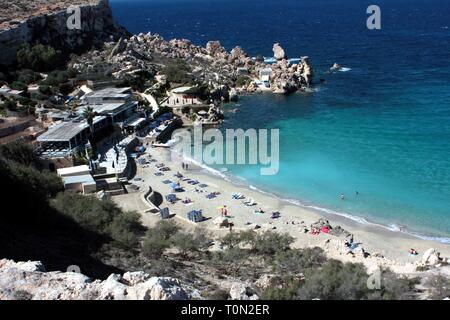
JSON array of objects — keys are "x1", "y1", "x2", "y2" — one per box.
[{"x1": 17, "y1": 44, "x2": 64, "y2": 72}]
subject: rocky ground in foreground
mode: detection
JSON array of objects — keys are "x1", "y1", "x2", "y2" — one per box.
[{"x1": 0, "y1": 259, "x2": 190, "y2": 300}]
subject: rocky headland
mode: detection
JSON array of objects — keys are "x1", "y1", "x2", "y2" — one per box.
[{"x1": 0, "y1": 0, "x2": 128, "y2": 66}]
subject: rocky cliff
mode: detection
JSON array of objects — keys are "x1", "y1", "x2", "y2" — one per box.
[
  {"x1": 0, "y1": 0, "x2": 128, "y2": 66},
  {"x1": 0, "y1": 259, "x2": 189, "y2": 300}
]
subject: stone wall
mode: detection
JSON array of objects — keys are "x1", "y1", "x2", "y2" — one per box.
[{"x1": 0, "y1": 0, "x2": 128, "y2": 66}]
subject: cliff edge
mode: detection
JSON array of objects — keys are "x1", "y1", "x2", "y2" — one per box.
[{"x1": 0, "y1": 0, "x2": 129, "y2": 66}]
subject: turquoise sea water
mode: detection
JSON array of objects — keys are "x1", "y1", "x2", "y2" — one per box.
[{"x1": 110, "y1": 0, "x2": 450, "y2": 240}]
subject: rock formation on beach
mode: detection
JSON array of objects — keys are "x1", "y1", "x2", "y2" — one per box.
[
  {"x1": 273, "y1": 43, "x2": 287, "y2": 60},
  {"x1": 0, "y1": 259, "x2": 189, "y2": 300}
]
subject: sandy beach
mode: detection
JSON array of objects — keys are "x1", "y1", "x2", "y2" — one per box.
[{"x1": 114, "y1": 147, "x2": 450, "y2": 274}]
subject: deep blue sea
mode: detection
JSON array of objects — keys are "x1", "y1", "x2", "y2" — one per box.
[{"x1": 110, "y1": 0, "x2": 450, "y2": 241}]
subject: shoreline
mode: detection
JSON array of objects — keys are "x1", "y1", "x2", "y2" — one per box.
[
  {"x1": 119, "y1": 147, "x2": 450, "y2": 274},
  {"x1": 182, "y1": 152, "x2": 450, "y2": 245}
]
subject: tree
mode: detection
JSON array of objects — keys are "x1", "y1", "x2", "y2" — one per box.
[
  {"x1": 251, "y1": 231, "x2": 294, "y2": 256},
  {"x1": 0, "y1": 141, "x2": 39, "y2": 167},
  {"x1": 82, "y1": 106, "x2": 97, "y2": 132},
  {"x1": 16, "y1": 44, "x2": 64, "y2": 72}
]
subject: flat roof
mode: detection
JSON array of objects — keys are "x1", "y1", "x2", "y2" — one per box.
[
  {"x1": 37, "y1": 121, "x2": 89, "y2": 142},
  {"x1": 85, "y1": 87, "x2": 132, "y2": 99},
  {"x1": 89, "y1": 101, "x2": 137, "y2": 116},
  {"x1": 57, "y1": 165, "x2": 90, "y2": 177},
  {"x1": 127, "y1": 117, "x2": 146, "y2": 127},
  {"x1": 63, "y1": 174, "x2": 96, "y2": 185},
  {"x1": 172, "y1": 86, "x2": 192, "y2": 94}
]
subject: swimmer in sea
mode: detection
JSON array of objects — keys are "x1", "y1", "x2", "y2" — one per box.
[{"x1": 340, "y1": 194, "x2": 345, "y2": 200}]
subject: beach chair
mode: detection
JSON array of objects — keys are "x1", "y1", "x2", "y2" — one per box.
[
  {"x1": 187, "y1": 210, "x2": 204, "y2": 223},
  {"x1": 165, "y1": 194, "x2": 177, "y2": 203},
  {"x1": 160, "y1": 207, "x2": 170, "y2": 219}
]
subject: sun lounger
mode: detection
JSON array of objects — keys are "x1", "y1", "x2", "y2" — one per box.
[
  {"x1": 199, "y1": 184, "x2": 208, "y2": 188},
  {"x1": 162, "y1": 180, "x2": 172, "y2": 184},
  {"x1": 271, "y1": 212, "x2": 281, "y2": 219},
  {"x1": 244, "y1": 198, "x2": 257, "y2": 206},
  {"x1": 154, "y1": 172, "x2": 164, "y2": 176},
  {"x1": 232, "y1": 193, "x2": 245, "y2": 200}
]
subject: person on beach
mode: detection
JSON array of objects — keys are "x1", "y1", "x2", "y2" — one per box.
[
  {"x1": 182, "y1": 163, "x2": 185, "y2": 170},
  {"x1": 229, "y1": 222, "x2": 234, "y2": 232}
]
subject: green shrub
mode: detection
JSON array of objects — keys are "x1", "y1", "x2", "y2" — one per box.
[
  {"x1": 172, "y1": 229, "x2": 212, "y2": 258},
  {"x1": 16, "y1": 69, "x2": 42, "y2": 85},
  {"x1": 3, "y1": 161, "x2": 63, "y2": 199},
  {"x1": 425, "y1": 274, "x2": 450, "y2": 300},
  {"x1": 273, "y1": 247, "x2": 327, "y2": 273},
  {"x1": 10, "y1": 81, "x2": 27, "y2": 91},
  {"x1": 251, "y1": 231, "x2": 294, "y2": 255},
  {"x1": 142, "y1": 233, "x2": 171, "y2": 258},
  {"x1": 161, "y1": 59, "x2": 192, "y2": 84},
  {"x1": 296, "y1": 260, "x2": 370, "y2": 300},
  {"x1": 17, "y1": 44, "x2": 64, "y2": 72},
  {"x1": 235, "y1": 76, "x2": 250, "y2": 87},
  {"x1": 51, "y1": 193, "x2": 142, "y2": 249},
  {"x1": 108, "y1": 211, "x2": 143, "y2": 249},
  {"x1": 0, "y1": 99, "x2": 18, "y2": 111},
  {"x1": 0, "y1": 141, "x2": 38, "y2": 166}
]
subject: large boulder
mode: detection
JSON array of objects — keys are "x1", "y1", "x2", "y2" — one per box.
[
  {"x1": 229, "y1": 282, "x2": 259, "y2": 300},
  {"x1": 272, "y1": 43, "x2": 287, "y2": 60},
  {"x1": 0, "y1": 259, "x2": 189, "y2": 300},
  {"x1": 229, "y1": 46, "x2": 249, "y2": 65},
  {"x1": 421, "y1": 248, "x2": 441, "y2": 266},
  {"x1": 206, "y1": 41, "x2": 228, "y2": 59},
  {"x1": 299, "y1": 56, "x2": 314, "y2": 85}
]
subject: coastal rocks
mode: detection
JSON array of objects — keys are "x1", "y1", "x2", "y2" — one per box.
[
  {"x1": 228, "y1": 46, "x2": 250, "y2": 66},
  {"x1": 206, "y1": 41, "x2": 228, "y2": 59},
  {"x1": 229, "y1": 88, "x2": 239, "y2": 102},
  {"x1": 254, "y1": 274, "x2": 278, "y2": 290},
  {"x1": 330, "y1": 63, "x2": 342, "y2": 72},
  {"x1": 229, "y1": 282, "x2": 259, "y2": 300},
  {"x1": 272, "y1": 43, "x2": 287, "y2": 60},
  {"x1": 299, "y1": 56, "x2": 314, "y2": 85},
  {"x1": 0, "y1": 0, "x2": 129, "y2": 65},
  {"x1": 421, "y1": 248, "x2": 442, "y2": 266},
  {"x1": 108, "y1": 37, "x2": 126, "y2": 60},
  {"x1": 0, "y1": 259, "x2": 189, "y2": 300}
]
